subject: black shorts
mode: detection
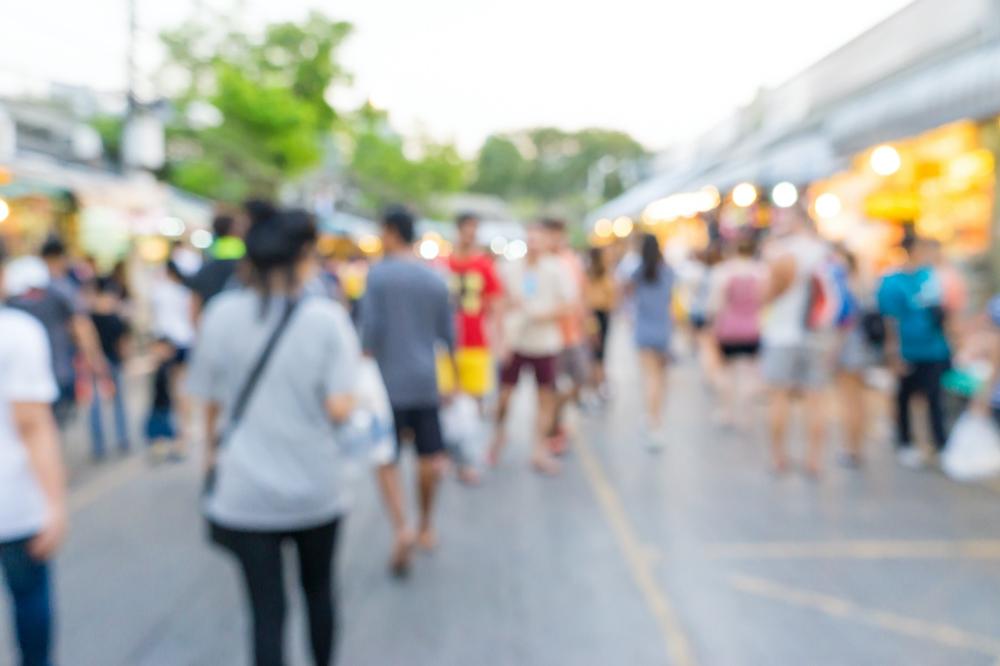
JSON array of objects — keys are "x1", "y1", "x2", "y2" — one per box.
[
  {"x1": 391, "y1": 406, "x2": 445, "y2": 459},
  {"x1": 719, "y1": 340, "x2": 760, "y2": 360}
]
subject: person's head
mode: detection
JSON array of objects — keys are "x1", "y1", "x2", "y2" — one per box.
[
  {"x1": 525, "y1": 223, "x2": 550, "y2": 261},
  {"x1": 40, "y1": 235, "x2": 68, "y2": 276},
  {"x1": 588, "y1": 246, "x2": 606, "y2": 279},
  {"x1": 244, "y1": 206, "x2": 319, "y2": 308},
  {"x1": 541, "y1": 217, "x2": 568, "y2": 253},
  {"x1": 455, "y1": 212, "x2": 480, "y2": 252},
  {"x1": 92, "y1": 276, "x2": 121, "y2": 313},
  {"x1": 731, "y1": 237, "x2": 756, "y2": 260},
  {"x1": 212, "y1": 214, "x2": 237, "y2": 239},
  {"x1": 833, "y1": 244, "x2": 859, "y2": 275},
  {"x1": 901, "y1": 231, "x2": 935, "y2": 268},
  {"x1": 640, "y1": 233, "x2": 663, "y2": 283},
  {"x1": 380, "y1": 204, "x2": 416, "y2": 254}
]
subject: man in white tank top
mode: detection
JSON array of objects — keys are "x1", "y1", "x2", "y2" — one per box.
[{"x1": 761, "y1": 208, "x2": 834, "y2": 477}]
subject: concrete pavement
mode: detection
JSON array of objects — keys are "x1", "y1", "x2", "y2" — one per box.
[{"x1": 3, "y1": 319, "x2": 1000, "y2": 665}]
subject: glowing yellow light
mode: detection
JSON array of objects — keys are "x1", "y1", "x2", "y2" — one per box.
[
  {"x1": 594, "y1": 218, "x2": 613, "y2": 238},
  {"x1": 698, "y1": 186, "x2": 721, "y2": 211},
  {"x1": 358, "y1": 234, "x2": 382, "y2": 255},
  {"x1": 870, "y1": 145, "x2": 901, "y2": 176},
  {"x1": 815, "y1": 193, "x2": 842, "y2": 220},
  {"x1": 612, "y1": 216, "x2": 634, "y2": 238},
  {"x1": 0, "y1": 198, "x2": 8, "y2": 223},
  {"x1": 732, "y1": 183, "x2": 758, "y2": 208},
  {"x1": 771, "y1": 182, "x2": 798, "y2": 208}
]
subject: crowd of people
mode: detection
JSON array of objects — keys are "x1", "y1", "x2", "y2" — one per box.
[{"x1": 2, "y1": 196, "x2": 1000, "y2": 665}]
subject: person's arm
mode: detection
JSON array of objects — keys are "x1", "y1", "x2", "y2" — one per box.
[
  {"x1": 324, "y1": 307, "x2": 360, "y2": 423},
  {"x1": 14, "y1": 403, "x2": 66, "y2": 559},
  {"x1": 72, "y1": 315, "x2": 108, "y2": 377},
  {"x1": 358, "y1": 276, "x2": 382, "y2": 358},
  {"x1": 765, "y1": 254, "x2": 796, "y2": 304},
  {"x1": 204, "y1": 402, "x2": 221, "y2": 471}
]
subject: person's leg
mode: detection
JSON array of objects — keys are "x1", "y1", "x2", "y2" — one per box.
[
  {"x1": 376, "y1": 460, "x2": 413, "y2": 575},
  {"x1": 292, "y1": 520, "x2": 341, "y2": 666},
  {"x1": 89, "y1": 372, "x2": 106, "y2": 460},
  {"x1": 639, "y1": 350, "x2": 665, "y2": 431},
  {"x1": 716, "y1": 349, "x2": 735, "y2": 427},
  {"x1": 413, "y1": 408, "x2": 446, "y2": 549},
  {"x1": 0, "y1": 539, "x2": 53, "y2": 666},
  {"x1": 837, "y1": 371, "x2": 867, "y2": 462},
  {"x1": 534, "y1": 385, "x2": 560, "y2": 474},
  {"x1": 489, "y1": 356, "x2": 520, "y2": 465},
  {"x1": 924, "y1": 361, "x2": 950, "y2": 452},
  {"x1": 110, "y1": 364, "x2": 129, "y2": 452},
  {"x1": 220, "y1": 528, "x2": 287, "y2": 666},
  {"x1": 802, "y1": 388, "x2": 828, "y2": 476},
  {"x1": 169, "y1": 360, "x2": 190, "y2": 457},
  {"x1": 895, "y1": 366, "x2": 917, "y2": 449},
  {"x1": 768, "y1": 388, "x2": 792, "y2": 472}
]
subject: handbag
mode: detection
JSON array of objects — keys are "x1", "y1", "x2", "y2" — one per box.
[{"x1": 203, "y1": 298, "x2": 301, "y2": 497}]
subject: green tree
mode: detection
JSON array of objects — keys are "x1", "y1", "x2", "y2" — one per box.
[
  {"x1": 471, "y1": 126, "x2": 648, "y2": 216},
  {"x1": 158, "y1": 12, "x2": 352, "y2": 201},
  {"x1": 344, "y1": 104, "x2": 468, "y2": 215}
]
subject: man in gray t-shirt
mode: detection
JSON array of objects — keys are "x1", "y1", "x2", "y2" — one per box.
[{"x1": 360, "y1": 205, "x2": 454, "y2": 576}]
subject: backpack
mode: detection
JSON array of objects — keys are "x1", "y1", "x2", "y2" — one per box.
[
  {"x1": 715, "y1": 272, "x2": 762, "y2": 343},
  {"x1": 804, "y1": 258, "x2": 844, "y2": 331}
]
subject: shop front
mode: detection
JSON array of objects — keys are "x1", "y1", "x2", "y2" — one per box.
[{"x1": 806, "y1": 119, "x2": 997, "y2": 293}]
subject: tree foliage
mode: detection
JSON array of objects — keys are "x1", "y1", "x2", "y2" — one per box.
[
  {"x1": 158, "y1": 12, "x2": 352, "y2": 201},
  {"x1": 471, "y1": 127, "x2": 648, "y2": 215},
  {"x1": 343, "y1": 104, "x2": 468, "y2": 215}
]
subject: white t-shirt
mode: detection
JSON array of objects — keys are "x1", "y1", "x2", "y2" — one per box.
[
  {"x1": 762, "y1": 233, "x2": 830, "y2": 347},
  {"x1": 0, "y1": 308, "x2": 58, "y2": 541},
  {"x1": 500, "y1": 256, "x2": 571, "y2": 357},
  {"x1": 151, "y1": 278, "x2": 195, "y2": 348}
]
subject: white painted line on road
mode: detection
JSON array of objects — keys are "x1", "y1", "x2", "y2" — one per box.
[
  {"x1": 576, "y1": 437, "x2": 698, "y2": 666},
  {"x1": 729, "y1": 573, "x2": 1000, "y2": 658},
  {"x1": 68, "y1": 456, "x2": 148, "y2": 514},
  {"x1": 709, "y1": 540, "x2": 1000, "y2": 560}
]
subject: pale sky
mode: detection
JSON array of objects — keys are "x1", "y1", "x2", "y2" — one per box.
[{"x1": 4, "y1": 0, "x2": 912, "y2": 153}]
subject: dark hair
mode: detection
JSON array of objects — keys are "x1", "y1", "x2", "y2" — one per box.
[
  {"x1": 212, "y1": 214, "x2": 236, "y2": 239},
  {"x1": 244, "y1": 199, "x2": 278, "y2": 227},
  {"x1": 735, "y1": 237, "x2": 756, "y2": 258},
  {"x1": 94, "y1": 276, "x2": 118, "y2": 295},
  {"x1": 382, "y1": 205, "x2": 416, "y2": 244},
  {"x1": 640, "y1": 233, "x2": 662, "y2": 283},
  {"x1": 165, "y1": 259, "x2": 185, "y2": 283},
  {"x1": 588, "y1": 246, "x2": 605, "y2": 279},
  {"x1": 541, "y1": 218, "x2": 566, "y2": 233},
  {"x1": 40, "y1": 235, "x2": 67, "y2": 259},
  {"x1": 245, "y1": 207, "x2": 318, "y2": 313},
  {"x1": 456, "y1": 212, "x2": 479, "y2": 228},
  {"x1": 900, "y1": 227, "x2": 918, "y2": 253},
  {"x1": 0, "y1": 237, "x2": 7, "y2": 264}
]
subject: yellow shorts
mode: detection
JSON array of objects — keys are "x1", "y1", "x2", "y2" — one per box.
[{"x1": 438, "y1": 348, "x2": 494, "y2": 397}]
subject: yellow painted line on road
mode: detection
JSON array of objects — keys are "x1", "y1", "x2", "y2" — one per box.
[
  {"x1": 68, "y1": 456, "x2": 148, "y2": 514},
  {"x1": 575, "y1": 437, "x2": 697, "y2": 666},
  {"x1": 709, "y1": 540, "x2": 1000, "y2": 560},
  {"x1": 730, "y1": 573, "x2": 1000, "y2": 658}
]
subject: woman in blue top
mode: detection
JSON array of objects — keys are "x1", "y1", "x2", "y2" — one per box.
[{"x1": 629, "y1": 234, "x2": 675, "y2": 449}]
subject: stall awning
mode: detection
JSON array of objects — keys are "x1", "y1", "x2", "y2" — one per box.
[
  {"x1": 827, "y1": 40, "x2": 1000, "y2": 154},
  {"x1": 587, "y1": 169, "x2": 694, "y2": 223}
]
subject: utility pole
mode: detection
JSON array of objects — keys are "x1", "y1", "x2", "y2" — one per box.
[{"x1": 126, "y1": 0, "x2": 138, "y2": 115}]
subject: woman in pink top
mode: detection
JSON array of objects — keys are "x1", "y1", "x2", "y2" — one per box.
[{"x1": 708, "y1": 238, "x2": 767, "y2": 429}]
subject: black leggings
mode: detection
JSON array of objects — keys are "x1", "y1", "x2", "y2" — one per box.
[
  {"x1": 896, "y1": 360, "x2": 950, "y2": 450},
  {"x1": 211, "y1": 518, "x2": 341, "y2": 666}
]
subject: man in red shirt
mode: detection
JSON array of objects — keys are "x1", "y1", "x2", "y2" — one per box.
[{"x1": 441, "y1": 213, "x2": 504, "y2": 482}]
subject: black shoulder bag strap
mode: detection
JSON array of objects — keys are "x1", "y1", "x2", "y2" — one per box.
[{"x1": 203, "y1": 298, "x2": 301, "y2": 496}]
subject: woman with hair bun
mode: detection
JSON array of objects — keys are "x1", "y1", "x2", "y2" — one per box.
[{"x1": 187, "y1": 204, "x2": 360, "y2": 665}]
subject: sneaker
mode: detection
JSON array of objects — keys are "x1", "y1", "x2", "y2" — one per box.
[{"x1": 897, "y1": 447, "x2": 926, "y2": 469}]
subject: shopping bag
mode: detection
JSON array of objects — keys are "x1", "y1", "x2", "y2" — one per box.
[
  {"x1": 340, "y1": 359, "x2": 396, "y2": 465},
  {"x1": 440, "y1": 394, "x2": 482, "y2": 464},
  {"x1": 941, "y1": 412, "x2": 1000, "y2": 481}
]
